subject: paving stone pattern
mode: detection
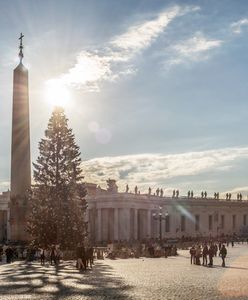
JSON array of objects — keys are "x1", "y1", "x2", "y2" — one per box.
[{"x1": 0, "y1": 245, "x2": 248, "y2": 299}]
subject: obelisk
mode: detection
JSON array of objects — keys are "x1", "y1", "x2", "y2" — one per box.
[{"x1": 10, "y1": 33, "x2": 31, "y2": 241}]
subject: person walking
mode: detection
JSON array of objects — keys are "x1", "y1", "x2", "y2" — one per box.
[
  {"x1": 40, "y1": 248, "x2": 46, "y2": 265},
  {"x1": 220, "y1": 244, "x2": 227, "y2": 267},
  {"x1": 189, "y1": 246, "x2": 196, "y2": 264},
  {"x1": 208, "y1": 244, "x2": 215, "y2": 267},
  {"x1": 50, "y1": 245, "x2": 57, "y2": 266},
  {"x1": 76, "y1": 243, "x2": 85, "y2": 270},
  {"x1": 202, "y1": 244, "x2": 208, "y2": 266},
  {"x1": 5, "y1": 246, "x2": 13, "y2": 264}
]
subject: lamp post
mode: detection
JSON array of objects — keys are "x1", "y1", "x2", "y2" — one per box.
[{"x1": 152, "y1": 206, "x2": 168, "y2": 245}]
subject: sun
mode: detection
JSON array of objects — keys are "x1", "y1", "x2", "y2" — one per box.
[{"x1": 44, "y1": 80, "x2": 71, "y2": 108}]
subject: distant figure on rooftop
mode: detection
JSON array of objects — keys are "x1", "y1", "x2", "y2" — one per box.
[
  {"x1": 191, "y1": 191, "x2": 194, "y2": 198},
  {"x1": 188, "y1": 191, "x2": 190, "y2": 198},
  {"x1": 160, "y1": 188, "x2": 163, "y2": 197},
  {"x1": 204, "y1": 191, "x2": 207, "y2": 198},
  {"x1": 125, "y1": 184, "x2": 129, "y2": 193},
  {"x1": 134, "y1": 186, "x2": 138, "y2": 194},
  {"x1": 172, "y1": 190, "x2": 176, "y2": 198},
  {"x1": 176, "y1": 190, "x2": 179, "y2": 198},
  {"x1": 156, "y1": 188, "x2": 160, "y2": 196},
  {"x1": 148, "y1": 187, "x2": 151, "y2": 195}
]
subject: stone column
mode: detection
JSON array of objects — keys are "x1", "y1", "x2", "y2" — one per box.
[
  {"x1": 114, "y1": 208, "x2": 119, "y2": 241},
  {"x1": 125, "y1": 208, "x2": 131, "y2": 240},
  {"x1": 7, "y1": 209, "x2": 11, "y2": 241},
  {"x1": 161, "y1": 216, "x2": 165, "y2": 240},
  {"x1": 134, "y1": 209, "x2": 138, "y2": 240},
  {"x1": 147, "y1": 210, "x2": 152, "y2": 238},
  {"x1": 97, "y1": 209, "x2": 102, "y2": 242}
]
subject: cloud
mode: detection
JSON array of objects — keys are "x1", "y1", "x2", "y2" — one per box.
[
  {"x1": 231, "y1": 19, "x2": 248, "y2": 34},
  {"x1": 48, "y1": 5, "x2": 199, "y2": 91},
  {"x1": 88, "y1": 121, "x2": 112, "y2": 144},
  {"x1": 110, "y1": 6, "x2": 199, "y2": 52},
  {"x1": 83, "y1": 147, "x2": 248, "y2": 193},
  {"x1": 166, "y1": 32, "x2": 223, "y2": 66}
]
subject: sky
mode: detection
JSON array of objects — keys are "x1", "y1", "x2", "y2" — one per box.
[{"x1": 1, "y1": 0, "x2": 248, "y2": 197}]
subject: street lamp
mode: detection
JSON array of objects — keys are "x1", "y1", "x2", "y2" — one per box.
[{"x1": 152, "y1": 206, "x2": 169, "y2": 244}]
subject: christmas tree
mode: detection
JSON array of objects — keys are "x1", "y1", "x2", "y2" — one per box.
[{"x1": 27, "y1": 107, "x2": 87, "y2": 249}]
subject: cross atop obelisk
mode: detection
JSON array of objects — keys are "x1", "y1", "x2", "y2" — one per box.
[{"x1": 18, "y1": 32, "x2": 24, "y2": 62}]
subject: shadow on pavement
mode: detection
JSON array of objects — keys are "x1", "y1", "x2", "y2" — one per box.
[{"x1": 0, "y1": 261, "x2": 133, "y2": 299}]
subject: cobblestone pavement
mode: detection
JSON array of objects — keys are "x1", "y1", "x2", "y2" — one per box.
[{"x1": 0, "y1": 244, "x2": 248, "y2": 300}]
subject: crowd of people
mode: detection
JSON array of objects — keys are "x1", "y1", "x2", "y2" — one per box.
[
  {"x1": 0, "y1": 235, "x2": 246, "y2": 271},
  {"x1": 0, "y1": 244, "x2": 64, "y2": 265},
  {"x1": 76, "y1": 244, "x2": 94, "y2": 270},
  {"x1": 189, "y1": 242, "x2": 228, "y2": 267}
]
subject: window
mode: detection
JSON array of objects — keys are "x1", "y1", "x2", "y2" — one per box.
[
  {"x1": 209, "y1": 215, "x2": 213, "y2": 231},
  {"x1": 221, "y1": 215, "x2": 225, "y2": 229},
  {"x1": 181, "y1": 215, "x2": 186, "y2": 232},
  {"x1": 195, "y1": 215, "x2": 200, "y2": 231},
  {"x1": 232, "y1": 215, "x2": 236, "y2": 229},
  {"x1": 244, "y1": 215, "x2": 247, "y2": 226},
  {"x1": 165, "y1": 215, "x2": 170, "y2": 232}
]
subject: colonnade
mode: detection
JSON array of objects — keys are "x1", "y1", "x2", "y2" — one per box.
[{"x1": 89, "y1": 207, "x2": 167, "y2": 242}]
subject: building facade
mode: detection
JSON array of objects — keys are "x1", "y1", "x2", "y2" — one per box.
[
  {"x1": 86, "y1": 180, "x2": 248, "y2": 243},
  {"x1": 0, "y1": 191, "x2": 10, "y2": 241},
  {"x1": 0, "y1": 180, "x2": 248, "y2": 243}
]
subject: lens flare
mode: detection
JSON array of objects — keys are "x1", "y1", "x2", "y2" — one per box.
[{"x1": 44, "y1": 80, "x2": 71, "y2": 108}]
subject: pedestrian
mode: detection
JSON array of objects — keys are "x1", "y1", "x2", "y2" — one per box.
[
  {"x1": 214, "y1": 244, "x2": 218, "y2": 257},
  {"x1": 220, "y1": 244, "x2": 227, "y2": 267},
  {"x1": 231, "y1": 241, "x2": 234, "y2": 247},
  {"x1": 202, "y1": 244, "x2": 208, "y2": 266},
  {"x1": 87, "y1": 246, "x2": 94, "y2": 268},
  {"x1": 208, "y1": 244, "x2": 215, "y2": 267},
  {"x1": 5, "y1": 246, "x2": 13, "y2": 264},
  {"x1": 218, "y1": 242, "x2": 222, "y2": 255},
  {"x1": 189, "y1": 246, "x2": 196, "y2": 264},
  {"x1": 76, "y1": 243, "x2": 85, "y2": 270},
  {"x1": 195, "y1": 245, "x2": 201, "y2": 265},
  {"x1": 50, "y1": 245, "x2": 57, "y2": 265},
  {"x1": 82, "y1": 245, "x2": 87, "y2": 270},
  {"x1": 40, "y1": 248, "x2": 45, "y2": 265}
]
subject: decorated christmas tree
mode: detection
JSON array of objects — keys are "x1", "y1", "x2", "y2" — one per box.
[{"x1": 27, "y1": 107, "x2": 87, "y2": 249}]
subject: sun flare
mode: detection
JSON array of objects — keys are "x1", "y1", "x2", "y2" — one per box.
[{"x1": 44, "y1": 80, "x2": 71, "y2": 108}]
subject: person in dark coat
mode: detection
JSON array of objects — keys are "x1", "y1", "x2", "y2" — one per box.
[
  {"x1": 208, "y1": 244, "x2": 215, "y2": 267},
  {"x1": 50, "y1": 245, "x2": 57, "y2": 265},
  {"x1": 40, "y1": 249, "x2": 45, "y2": 265},
  {"x1": 202, "y1": 244, "x2": 208, "y2": 266},
  {"x1": 220, "y1": 245, "x2": 227, "y2": 267},
  {"x1": 5, "y1": 246, "x2": 14, "y2": 264}
]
